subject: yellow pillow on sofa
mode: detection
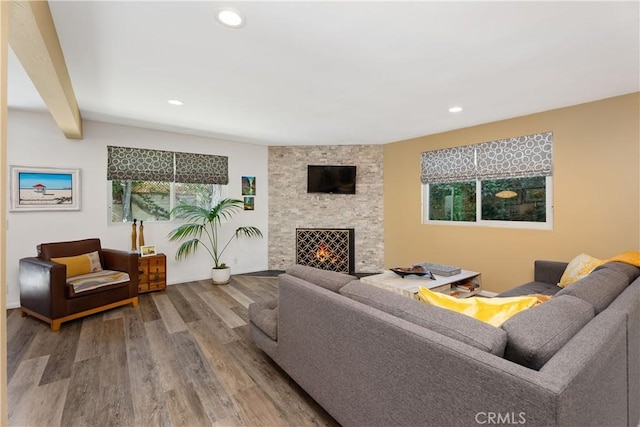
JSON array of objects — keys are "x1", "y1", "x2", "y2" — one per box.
[
  {"x1": 558, "y1": 253, "x2": 606, "y2": 288},
  {"x1": 51, "y1": 251, "x2": 103, "y2": 278},
  {"x1": 417, "y1": 287, "x2": 539, "y2": 327}
]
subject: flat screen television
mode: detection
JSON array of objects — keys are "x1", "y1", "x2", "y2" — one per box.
[{"x1": 307, "y1": 165, "x2": 356, "y2": 194}]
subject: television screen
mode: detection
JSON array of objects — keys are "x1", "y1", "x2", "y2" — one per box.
[{"x1": 307, "y1": 165, "x2": 356, "y2": 194}]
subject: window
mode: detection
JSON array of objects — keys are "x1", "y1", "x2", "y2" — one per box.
[
  {"x1": 421, "y1": 132, "x2": 553, "y2": 229},
  {"x1": 428, "y1": 181, "x2": 476, "y2": 222},
  {"x1": 107, "y1": 146, "x2": 228, "y2": 223},
  {"x1": 110, "y1": 180, "x2": 225, "y2": 222}
]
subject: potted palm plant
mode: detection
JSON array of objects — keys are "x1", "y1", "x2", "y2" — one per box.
[{"x1": 167, "y1": 198, "x2": 263, "y2": 284}]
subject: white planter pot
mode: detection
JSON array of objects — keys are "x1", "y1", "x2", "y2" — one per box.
[{"x1": 211, "y1": 267, "x2": 231, "y2": 285}]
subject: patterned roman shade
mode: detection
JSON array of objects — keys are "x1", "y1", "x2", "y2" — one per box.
[
  {"x1": 476, "y1": 132, "x2": 553, "y2": 180},
  {"x1": 421, "y1": 132, "x2": 553, "y2": 184},
  {"x1": 420, "y1": 144, "x2": 475, "y2": 184},
  {"x1": 175, "y1": 152, "x2": 228, "y2": 184},
  {"x1": 107, "y1": 146, "x2": 229, "y2": 184},
  {"x1": 107, "y1": 146, "x2": 173, "y2": 181}
]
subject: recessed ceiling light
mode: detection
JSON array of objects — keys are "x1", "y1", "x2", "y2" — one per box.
[
  {"x1": 215, "y1": 8, "x2": 245, "y2": 28},
  {"x1": 167, "y1": 99, "x2": 183, "y2": 106},
  {"x1": 448, "y1": 106, "x2": 463, "y2": 113}
]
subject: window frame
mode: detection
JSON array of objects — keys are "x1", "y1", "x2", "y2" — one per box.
[
  {"x1": 422, "y1": 176, "x2": 553, "y2": 230},
  {"x1": 107, "y1": 181, "x2": 227, "y2": 224}
]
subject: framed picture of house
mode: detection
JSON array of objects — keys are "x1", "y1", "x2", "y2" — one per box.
[{"x1": 10, "y1": 166, "x2": 81, "y2": 211}]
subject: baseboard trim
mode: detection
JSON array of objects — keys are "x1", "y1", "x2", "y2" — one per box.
[{"x1": 6, "y1": 301, "x2": 20, "y2": 310}]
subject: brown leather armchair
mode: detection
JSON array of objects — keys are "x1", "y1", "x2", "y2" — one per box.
[{"x1": 19, "y1": 238, "x2": 139, "y2": 331}]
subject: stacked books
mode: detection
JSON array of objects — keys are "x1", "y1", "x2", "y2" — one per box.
[{"x1": 454, "y1": 282, "x2": 478, "y2": 293}]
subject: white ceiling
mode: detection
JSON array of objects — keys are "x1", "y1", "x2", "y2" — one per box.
[{"x1": 7, "y1": 1, "x2": 640, "y2": 146}]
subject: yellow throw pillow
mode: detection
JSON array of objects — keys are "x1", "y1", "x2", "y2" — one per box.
[
  {"x1": 558, "y1": 253, "x2": 606, "y2": 288},
  {"x1": 417, "y1": 287, "x2": 539, "y2": 327},
  {"x1": 51, "y1": 251, "x2": 103, "y2": 278}
]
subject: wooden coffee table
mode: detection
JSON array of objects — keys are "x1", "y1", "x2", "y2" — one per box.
[{"x1": 360, "y1": 269, "x2": 482, "y2": 299}]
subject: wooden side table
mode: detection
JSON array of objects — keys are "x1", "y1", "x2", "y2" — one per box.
[{"x1": 138, "y1": 253, "x2": 166, "y2": 293}]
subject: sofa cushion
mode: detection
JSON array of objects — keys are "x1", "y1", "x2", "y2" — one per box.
[
  {"x1": 51, "y1": 251, "x2": 103, "y2": 278},
  {"x1": 555, "y1": 268, "x2": 630, "y2": 314},
  {"x1": 497, "y1": 281, "x2": 561, "y2": 297},
  {"x1": 501, "y1": 295, "x2": 595, "y2": 370},
  {"x1": 339, "y1": 281, "x2": 507, "y2": 356},
  {"x1": 66, "y1": 270, "x2": 130, "y2": 295},
  {"x1": 249, "y1": 297, "x2": 278, "y2": 340},
  {"x1": 38, "y1": 238, "x2": 103, "y2": 261},
  {"x1": 286, "y1": 265, "x2": 356, "y2": 292},
  {"x1": 595, "y1": 261, "x2": 640, "y2": 284},
  {"x1": 417, "y1": 287, "x2": 539, "y2": 327}
]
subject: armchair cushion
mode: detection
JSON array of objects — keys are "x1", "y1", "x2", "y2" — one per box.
[
  {"x1": 66, "y1": 270, "x2": 131, "y2": 297},
  {"x1": 51, "y1": 251, "x2": 103, "y2": 278}
]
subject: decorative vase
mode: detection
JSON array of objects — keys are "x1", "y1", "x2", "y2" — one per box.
[
  {"x1": 211, "y1": 267, "x2": 231, "y2": 285},
  {"x1": 131, "y1": 219, "x2": 137, "y2": 252},
  {"x1": 138, "y1": 220, "x2": 145, "y2": 247}
]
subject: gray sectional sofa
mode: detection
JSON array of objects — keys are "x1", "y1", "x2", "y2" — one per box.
[{"x1": 249, "y1": 261, "x2": 640, "y2": 427}]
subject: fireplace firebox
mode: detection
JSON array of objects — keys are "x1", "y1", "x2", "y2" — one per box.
[{"x1": 296, "y1": 228, "x2": 355, "y2": 274}]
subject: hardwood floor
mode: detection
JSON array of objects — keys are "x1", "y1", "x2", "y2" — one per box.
[{"x1": 6, "y1": 276, "x2": 339, "y2": 427}]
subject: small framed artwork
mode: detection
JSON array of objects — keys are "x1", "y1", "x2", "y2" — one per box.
[
  {"x1": 242, "y1": 176, "x2": 256, "y2": 196},
  {"x1": 10, "y1": 166, "x2": 81, "y2": 211},
  {"x1": 140, "y1": 245, "x2": 157, "y2": 257},
  {"x1": 243, "y1": 196, "x2": 254, "y2": 210}
]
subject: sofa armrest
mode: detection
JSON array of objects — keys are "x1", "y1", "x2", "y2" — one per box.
[
  {"x1": 102, "y1": 248, "x2": 137, "y2": 273},
  {"x1": 534, "y1": 260, "x2": 568, "y2": 285},
  {"x1": 539, "y1": 309, "x2": 628, "y2": 426},
  {"x1": 19, "y1": 257, "x2": 67, "y2": 318}
]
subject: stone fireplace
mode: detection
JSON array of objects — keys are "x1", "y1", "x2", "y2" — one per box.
[{"x1": 296, "y1": 228, "x2": 355, "y2": 274}]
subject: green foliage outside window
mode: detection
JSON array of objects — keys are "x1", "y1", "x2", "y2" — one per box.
[
  {"x1": 427, "y1": 176, "x2": 547, "y2": 224},
  {"x1": 429, "y1": 182, "x2": 476, "y2": 221},
  {"x1": 481, "y1": 177, "x2": 546, "y2": 222}
]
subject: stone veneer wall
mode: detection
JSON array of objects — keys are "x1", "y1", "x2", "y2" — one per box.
[{"x1": 269, "y1": 145, "x2": 384, "y2": 273}]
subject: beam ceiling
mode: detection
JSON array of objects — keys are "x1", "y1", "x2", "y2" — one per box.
[{"x1": 9, "y1": 0, "x2": 81, "y2": 139}]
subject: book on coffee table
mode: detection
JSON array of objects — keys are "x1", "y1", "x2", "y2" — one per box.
[{"x1": 455, "y1": 282, "x2": 477, "y2": 292}]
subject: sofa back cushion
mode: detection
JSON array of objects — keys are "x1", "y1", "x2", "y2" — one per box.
[
  {"x1": 555, "y1": 267, "x2": 631, "y2": 313},
  {"x1": 501, "y1": 295, "x2": 595, "y2": 370},
  {"x1": 285, "y1": 265, "x2": 356, "y2": 292},
  {"x1": 595, "y1": 261, "x2": 640, "y2": 284},
  {"x1": 38, "y1": 238, "x2": 103, "y2": 261},
  {"x1": 339, "y1": 281, "x2": 507, "y2": 356}
]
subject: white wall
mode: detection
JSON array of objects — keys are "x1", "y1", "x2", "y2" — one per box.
[{"x1": 6, "y1": 110, "x2": 269, "y2": 308}]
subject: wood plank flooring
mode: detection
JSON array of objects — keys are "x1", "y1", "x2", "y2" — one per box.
[{"x1": 6, "y1": 276, "x2": 339, "y2": 427}]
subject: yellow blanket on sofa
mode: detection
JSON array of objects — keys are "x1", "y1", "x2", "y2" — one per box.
[{"x1": 417, "y1": 287, "x2": 541, "y2": 327}]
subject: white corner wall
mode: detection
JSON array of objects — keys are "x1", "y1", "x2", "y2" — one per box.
[{"x1": 6, "y1": 110, "x2": 269, "y2": 308}]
